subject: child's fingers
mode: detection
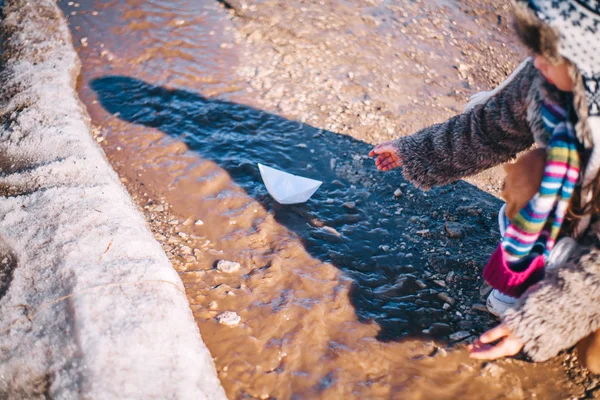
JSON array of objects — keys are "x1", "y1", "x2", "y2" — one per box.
[
  {"x1": 380, "y1": 161, "x2": 400, "y2": 171},
  {"x1": 379, "y1": 154, "x2": 401, "y2": 169},
  {"x1": 479, "y1": 324, "x2": 511, "y2": 344},
  {"x1": 370, "y1": 143, "x2": 394, "y2": 156},
  {"x1": 469, "y1": 337, "x2": 523, "y2": 360},
  {"x1": 379, "y1": 158, "x2": 398, "y2": 170},
  {"x1": 375, "y1": 154, "x2": 392, "y2": 167}
]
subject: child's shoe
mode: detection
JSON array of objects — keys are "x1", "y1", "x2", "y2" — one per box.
[
  {"x1": 547, "y1": 237, "x2": 578, "y2": 270},
  {"x1": 486, "y1": 289, "x2": 517, "y2": 317},
  {"x1": 498, "y1": 203, "x2": 509, "y2": 237}
]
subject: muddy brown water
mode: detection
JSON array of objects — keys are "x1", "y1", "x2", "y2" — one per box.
[{"x1": 59, "y1": 0, "x2": 585, "y2": 398}]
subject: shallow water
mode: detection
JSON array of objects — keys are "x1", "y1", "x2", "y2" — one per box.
[{"x1": 60, "y1": 0, "x2": 581, "y2": 398}]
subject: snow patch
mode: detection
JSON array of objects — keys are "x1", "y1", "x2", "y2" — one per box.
[{"x1": 0, "y1": 1, "x2": 225, "y2": 398}]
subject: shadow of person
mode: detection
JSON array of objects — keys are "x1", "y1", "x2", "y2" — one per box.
[{"x1": 91, "y1": 75, "x2": 502, "y2": 341}]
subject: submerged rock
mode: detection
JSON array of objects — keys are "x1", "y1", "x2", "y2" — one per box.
[
  {"x1": 217, "y1": 260, "x2": 242, "y2": 273},
  {"x1": 449, "y1": 331, "x2": 471, "y2": 342},
  {"x1": 217, "y1": 311, "x2": 241, "y2": 326},
  {"x1": 445, "y1": 222, "x2": 465, "y2": 238}
]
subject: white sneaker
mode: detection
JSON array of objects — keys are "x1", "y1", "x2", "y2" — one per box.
[
  {"x1": 486, "y1": 289, "x2": 517, "y2": 317},
  {"x1": 547, "y1": 237, "x2": 578, "y2": 270}
]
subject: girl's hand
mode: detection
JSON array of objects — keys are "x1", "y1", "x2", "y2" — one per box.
[
  {"x1": 468, "y1": 323, "x2": 524, "y2": 360},
  {"x1": 369, "y1": 141, "x2": 403, "y2": 171}
]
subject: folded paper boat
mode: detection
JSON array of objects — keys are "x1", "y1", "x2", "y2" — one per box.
[{"x1": 258, "y1": 163, "x2": 323, "y2": 204}]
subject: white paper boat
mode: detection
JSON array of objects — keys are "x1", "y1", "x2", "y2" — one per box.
[{"x1": 258, "y1": 164, "x2": 322, "y2": 204}]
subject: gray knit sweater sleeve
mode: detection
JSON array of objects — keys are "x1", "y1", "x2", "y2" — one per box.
[
  {"x1": 503, "y1": 239, "x2": 600, "y2": 362},
  {"x1": 394, "y1": 61, "x2": 541, "y2": 189}
]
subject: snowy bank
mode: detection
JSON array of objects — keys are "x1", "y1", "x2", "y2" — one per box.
[{"x1": 0, "y1": 1, "x2": 225, "y2": 398}]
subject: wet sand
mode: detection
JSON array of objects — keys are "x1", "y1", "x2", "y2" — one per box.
[{"x1": 59, "y1": 0, "x2": 598, "y2": 398}]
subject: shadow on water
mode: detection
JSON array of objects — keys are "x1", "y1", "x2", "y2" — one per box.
[{"x1": 92, "y1": 75, "x2": 502, "y2": 341}]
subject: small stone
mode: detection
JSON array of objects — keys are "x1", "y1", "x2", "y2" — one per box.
[
  {"x1": 416, "y1": 229, "x2": 430, "y2": 236},
  {"x1": 168, "y1": 219, "x2": 179, "y2": 225},
  {"x1": 394, "y1": 188, "x2": 403, "y2": 198},
  {"x1": 428, "y1": 323, "x2": 452, "y2": 336},
  {"x1": 449, "y1": 331, "x2": 471, "y2": 342},
  {"x1": 380, "y1": 245, "x2": 390, "y2": 252},
  {"x1": 479, "y1": 282, "x2": 493, "y2": 297},
  {"x1": 436, "y1": 347, "x2": 448, "y2": 357},
  {"x1": 180, "y1": 246, "x2": 193, "y2": 255},
  {"x1": 216, "y1": 311, "x2": 241, "y2": 326},
  {"x1": 217, "y1": 260, "x2": 241, "y2": 273},
  {"x1": 80, "y1": 37, "x2": 88, "y2": 47},
  {"x1": 343, "y1": 201, "x2": 356, "y2": 210},
  {"x1": 443, "y1": 303, "x2": 451, "y2": 310},
  {"x1": 209, "y1": 301, "x2": 218, "y2": 310},
  {"x1": 433, "y1": 279, "x2": 447, "y2": 288},
  {"x1": 482, "y1": 363, "x2": 504, "y2": 377},
  {"x1": 445, "y1": 222, "x2": 465, "y2": 238},
  {"x1": 195, "y1": 219, "x2": 204, "y2": 226},
  {"x1": 438, "y1": 293, "x2": 455, "y2": 305},
  {"x1": 471, "y1": 303, "x2": 488, "y2": 313}
]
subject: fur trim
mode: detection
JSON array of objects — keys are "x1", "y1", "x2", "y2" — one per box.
[
  {"x1": 512, "y1": 1, "x2": 561, "y2": 64},
  {"x1": 465, "y1": 57, "x2": 533, "y2": 112},
  {"x1": 503, "y1": 244, "x2": 600, "y2": 362}
]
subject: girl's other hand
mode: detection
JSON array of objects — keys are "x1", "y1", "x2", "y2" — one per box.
[
  {"x1": 468, "y1": 323, "x2": 524, "y2": 360},
  {"x1": 369, "y1": 141, "x2": 403, "y2": 171}
]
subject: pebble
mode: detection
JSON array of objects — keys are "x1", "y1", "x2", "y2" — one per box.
[
  {"x1": 449, "y1": 330, "x2": 471, "y2": 342},
  {"x1": 394, "y1": 189, "x2": 403, "y2": 197},
  {"x1": 180, "y1": 246, "x2": 193, "y2": 255},
  {"x1": 479, "y1": 282, "x2": 493, "y2": 297},
  {"x1": 443, "y1": 303, "x2": 451, "y2": 310},
  {"x1": 415, "y1": 280, "x2": 427, "y2": 289},
  {"x1": 471, "y1": 303, "x2": 489, "y2": 313},
  {"x1": 427, "y1": 323, "x2": 452, "y2": 336},
  {"x1": 216, "y1": 311, "x2": 241, "y2": 326},
  {"x1": 209, "y1": 301, "x2": 218, "y2": 310},
  {"x1": 217, "y1": 260, "x2": 241, "y2": 273},
  {"x1": 343, "y1": 201, "x2": 356, "y2": 210},
  {"x1": 438, "y1": 293, "x2": 455, "y2": 305},
  {"x1": 445, "y1": 221, "x2": 465, "y2": 238},
  {"x1": 195, "y1": 219, "x2": 204, "y2": 226},
  {"x1": 482, "y1": 363, "x2": 504, "y2": 377},
  {"x1": 433, "y1": 279, "x2": 446, "y2": 288}
]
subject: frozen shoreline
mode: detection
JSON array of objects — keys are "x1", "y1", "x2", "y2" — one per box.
[{"x1": 0, "y1": 1, "x2": 225, "y2": 398}]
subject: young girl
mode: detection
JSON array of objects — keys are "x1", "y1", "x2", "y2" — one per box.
[{"x1": 370, "y1": 0, "x2": 600, "y2": 364}]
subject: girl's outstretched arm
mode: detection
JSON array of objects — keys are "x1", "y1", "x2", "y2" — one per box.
[{"x1": 376, "y1": 59, "x2": 543, "y2": 189}]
